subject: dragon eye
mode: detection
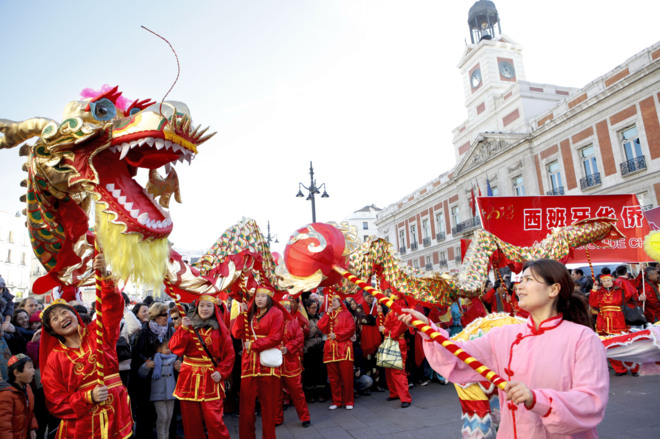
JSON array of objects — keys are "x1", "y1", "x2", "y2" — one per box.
[
  {"x1": 129, "y1": 107, "x2": 141, "y2": 116},
  {"x1": 89, "y1": 98, "x2": 117, "y2": 121}
]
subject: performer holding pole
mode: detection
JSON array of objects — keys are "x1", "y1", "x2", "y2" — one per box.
[
  {"x1": 231, "y1": 285, "x2": 285, "y2": 439},
  {"x1": 399, "y1": 259, "x2": 608, "y2": 439},
  {"x1": 40, "y1": 253, "x2": 133, "y2": 439},
  {"x1": 169, "y1": 295, "x2": 235, "y2": 439}
]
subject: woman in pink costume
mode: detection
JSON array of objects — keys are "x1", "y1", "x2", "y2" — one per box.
[{"x1": 401, "y1": 259, "x2": 608, "y2": 438}]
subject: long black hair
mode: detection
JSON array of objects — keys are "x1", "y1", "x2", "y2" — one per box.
[
  {"x1": 248, "y1": 295, "x2": 273, "y2": 322},
  {"x1": 523, "y1": 259, "x2": 592, "y2": 329}
]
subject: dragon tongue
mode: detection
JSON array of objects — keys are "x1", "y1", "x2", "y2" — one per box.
[{"x1": 146, "y1": 166, "x2": 181, "y2": 208}]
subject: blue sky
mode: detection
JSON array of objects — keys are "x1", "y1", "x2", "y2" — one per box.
[{"x1": 1, "y1": 0, "x2": 658, "y2": 256}]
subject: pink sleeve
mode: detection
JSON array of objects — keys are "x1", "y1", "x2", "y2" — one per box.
[
  {"x1": 421, "y1": 322, "x2": 498, "y2": 384},
  {"x1": 527, "y1": 331, "x2": 609, "y2": 435}
]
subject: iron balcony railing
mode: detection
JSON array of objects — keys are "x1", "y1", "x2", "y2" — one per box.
[
  {"x1": 620, "y1": 156, "x2": 646, "y2": 176},
  {"x1": 579, "y1": 172, "x2": 601, "y2": 190},
  {"x1": 439, "y1": 259, "x2": 448, "y2": 268},
  {"x1": 451, "y1": 216, "x2": 481, "y2": 235},
  {"x1": 399, "y1": 246, "x2": 406, "y2": 255},
  {"x1": 423, "y1": 237, "x2": 431, "y2": 247},
  {"x1": 454, "y1": 256, "x2": 462, "y2": 263},
  {"x1": 425, "y1": 264, "x2": 433, "y2": 271},
  {"x1": 642, "y1": 204, "x2": 654, "y2": 211},
  {"x1": 546, "y1": 186, "x2": 565, "y2": 196},
  {"x1": 436, "y1": 232, "x2": 446, "y2": 241},
  {"x1": 410, "y1": 242, "x2": 418, "y2": 251}
]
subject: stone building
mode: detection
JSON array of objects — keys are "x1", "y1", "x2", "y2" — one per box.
[
  {"x1": 375, "y1": 0, "x2": 660, "y2": 271},
  {"x1": 0, "y1": 209, "x2": 34, "y2": 298},
  {"x1": 344, "y1": 204, "x2": 382, "y2": 243}
]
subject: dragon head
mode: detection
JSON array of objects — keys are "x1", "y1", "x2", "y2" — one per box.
[{"x1": 0, "y1": 85, "x2": 215, "y2": 291}]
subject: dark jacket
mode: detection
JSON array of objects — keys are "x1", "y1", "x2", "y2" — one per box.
[
  {"x1": 0, "y1": 381, "x2": 38, "y2": 439},
  {"x1": 130, "y1": 322, "x2": 175, "y2": 398}
]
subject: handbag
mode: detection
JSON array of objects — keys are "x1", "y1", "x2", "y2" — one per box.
[
  {"x1": 251, "y1": 322, "x2": 283, "y2": 368},
  {"x1": 620, "y1": 291, "x2": 647, "y2": 326},
  {"x1": 376, "y1": 336, "x2": 403, "y2": 370}
]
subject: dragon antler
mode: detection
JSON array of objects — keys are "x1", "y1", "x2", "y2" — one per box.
[{"x1": 0, "y1": 118, "x2": 54, "y2": 149}]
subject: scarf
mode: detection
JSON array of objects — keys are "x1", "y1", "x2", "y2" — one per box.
[
  {"x1": 152, "y1": 353, "x2": 178, "y2": 380},
  {"x1": 149, "y1": 320, "x2": 169, "y2": 342}
]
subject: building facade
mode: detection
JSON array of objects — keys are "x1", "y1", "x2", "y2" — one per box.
[
  {"x1": 343, "y1": 204, "x2": 382, "y2": 243},
  {"x1": 376, "y1": 1, "x2": 660, "y2": 272},
  {"x1": 0, "y1": 210, "x2": 35, "y2": 299}
]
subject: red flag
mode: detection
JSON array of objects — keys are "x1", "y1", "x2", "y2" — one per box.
[{"x1": 470, "y1": 187, "x2": 476, "y2": 217}]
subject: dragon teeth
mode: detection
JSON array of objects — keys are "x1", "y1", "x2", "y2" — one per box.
[
  {"x1": 155, "y1": 139, "x2": 165, "y2": 150},
  {"x1": 130, "y1": 209, "x2": 139, "y2": 219},
  {"x1": 106, "y1": 183, "x2": 115, "y2": 192},
  {"x1": 119, "y1": 143, "x2": 130, "y2": 160},
  {"x1": 145, "y1": 137, "x2": 155, "y2": 147},
  {"x1": 138, "y1": 213, "x2": 149, "y2": 225}
]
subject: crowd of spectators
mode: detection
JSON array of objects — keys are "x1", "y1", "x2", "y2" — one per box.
[{"x1": 0, "y1": 261, "x2": 657, "y2": 438}]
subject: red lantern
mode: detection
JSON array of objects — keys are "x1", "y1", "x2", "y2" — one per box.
[{"x1": 284, "y1": 223, "x2": 347, "y2": 287}]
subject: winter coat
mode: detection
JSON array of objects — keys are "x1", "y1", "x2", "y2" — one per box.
[
  {"x1": 139, "y1": 353, "x2": 177, "y2": 402},
  {"x1": 0, "y1": 381, "x2": 38, "y2": 439}
]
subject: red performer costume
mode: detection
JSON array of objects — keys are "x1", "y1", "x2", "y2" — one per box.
[
  {"x1": 276, "y1": 301, "x2": 310, "y2": 426},
  {"x1": 382, "y1": 299, "x2": 412, "y2": 405},
  {"x1": 482, "y1": 284, "x2": 514, "y2": 314},
  {"x1": 317, "y1": 292, "x2": 356, "y2": 409},
  {"x1": 169, "y1": 295, "x2": 235, "y2": 439},
  {"x1": 460, "y1": 297, "x2": 488, "y2": 327},
  {"x1": 589, "y1": 274, "x2": 638, "y2": 375},
  {"x1": 642, "y1": 268, "x2": 660, "y2": 323},
  {"x1": 231, "y1": 286, "x2": 285, "y2": 439},
  {"x1": 40, "y1": 279, "x2": 133, "y2": 439},
  {"x1": 360, "y1": 294, "x2": 384, "y2": 357}
]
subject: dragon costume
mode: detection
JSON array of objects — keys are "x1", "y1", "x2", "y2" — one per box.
[{"x1": 0, "y1": 86, "x2": 241, "y2": 299}]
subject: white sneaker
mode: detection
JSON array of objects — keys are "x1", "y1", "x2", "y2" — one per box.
[
  {"x1": 345, "y1": 405, "x2": 354, "y2": 410},
  {"x1": 329, "y1": 404, "x2": 338, "y2": 410}
]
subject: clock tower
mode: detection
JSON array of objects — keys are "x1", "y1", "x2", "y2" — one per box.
[{"x1": 459, "y1": 1, "x2": 525, "y2": 114}]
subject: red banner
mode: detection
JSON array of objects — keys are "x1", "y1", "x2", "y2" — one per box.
[
  {"x1": 644, "y1": 206, "x2": 660, "y2": 231},
  {"x1": 477, "y1": 195, "x2": 652, "y2": 263}
]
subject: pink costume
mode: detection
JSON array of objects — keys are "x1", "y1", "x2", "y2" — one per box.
[{"x1": 422, "y1": 315, "x2": 608, "y2": 438}]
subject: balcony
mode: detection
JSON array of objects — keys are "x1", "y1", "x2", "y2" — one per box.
[
  {"x1": 451, "y1": 217, "x2": 481, "y2": 235},
  {"x1": 399, "y1": 246, "x2": 406, "y2": 255},
  {"x1": 423, "y1": 237, "x2": 431, "y2": 247},
  {"x1": 439, "y1": 259, "x2": 448, "y2": 268},
  {"x1": 410, "y1": 242, "x2": 418, "y2": 251},
  {"x1": 454, "y1": 256, "x2": 462, "y2": 263},
  {"x1": 425, "y1": 264, "x2": 433, "y2": 271},
  {"x1": 436, "y1": 232, "x2": 446, "y2": 241},
  {"x1": 642, "y1": 204, "x2": 654, "y2": 211},
  {"x1": 620, "y1": 156, "x2": 646, "y2": 176},
  {"x1": 546, "y1": 186, "x2": 565, "y2": 195},
  {"x1": 579, "y1": 173, "x2": 601, "y2": 190}
]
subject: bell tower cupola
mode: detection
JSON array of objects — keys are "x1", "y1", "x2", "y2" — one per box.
[{"x1": 468, "y1": 0, "x2": 501, "y2": 43}]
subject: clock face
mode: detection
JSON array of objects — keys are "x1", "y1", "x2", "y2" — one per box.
[
  {"x1": 470, "y1": 69, "x2": 482, "y2": 88},
  {"x1": 499, "y1": 61, "x2": 515, "y2": 79}
]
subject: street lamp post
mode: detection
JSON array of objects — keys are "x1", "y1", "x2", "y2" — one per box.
[
  {"x1": 296, "y1": 161, "x2": 329, "y2": 223},
  {"x1": 265, "y1": 221, "x2": 278, "y2": 247}
]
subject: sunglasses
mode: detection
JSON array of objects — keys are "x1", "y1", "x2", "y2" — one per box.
[
  {"x1": 171, "y1": 315, "x2": 181, "y2": 320},
  {"x1": 158, "y1": 313, "x2": 169, "y2": 317}
]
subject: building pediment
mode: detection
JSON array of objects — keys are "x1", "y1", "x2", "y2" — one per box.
[{"x1": 454, "y1": 133, "x2": 527, "y2": 177}]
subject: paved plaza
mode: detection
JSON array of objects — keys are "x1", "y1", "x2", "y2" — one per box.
[{"x1": 224, "y1": 370, "x2": 660, "y2": 439}]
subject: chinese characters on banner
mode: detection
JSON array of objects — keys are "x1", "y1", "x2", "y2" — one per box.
[{"x1": 477, "y1": 195, "x2": 652, "y2": 263}]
